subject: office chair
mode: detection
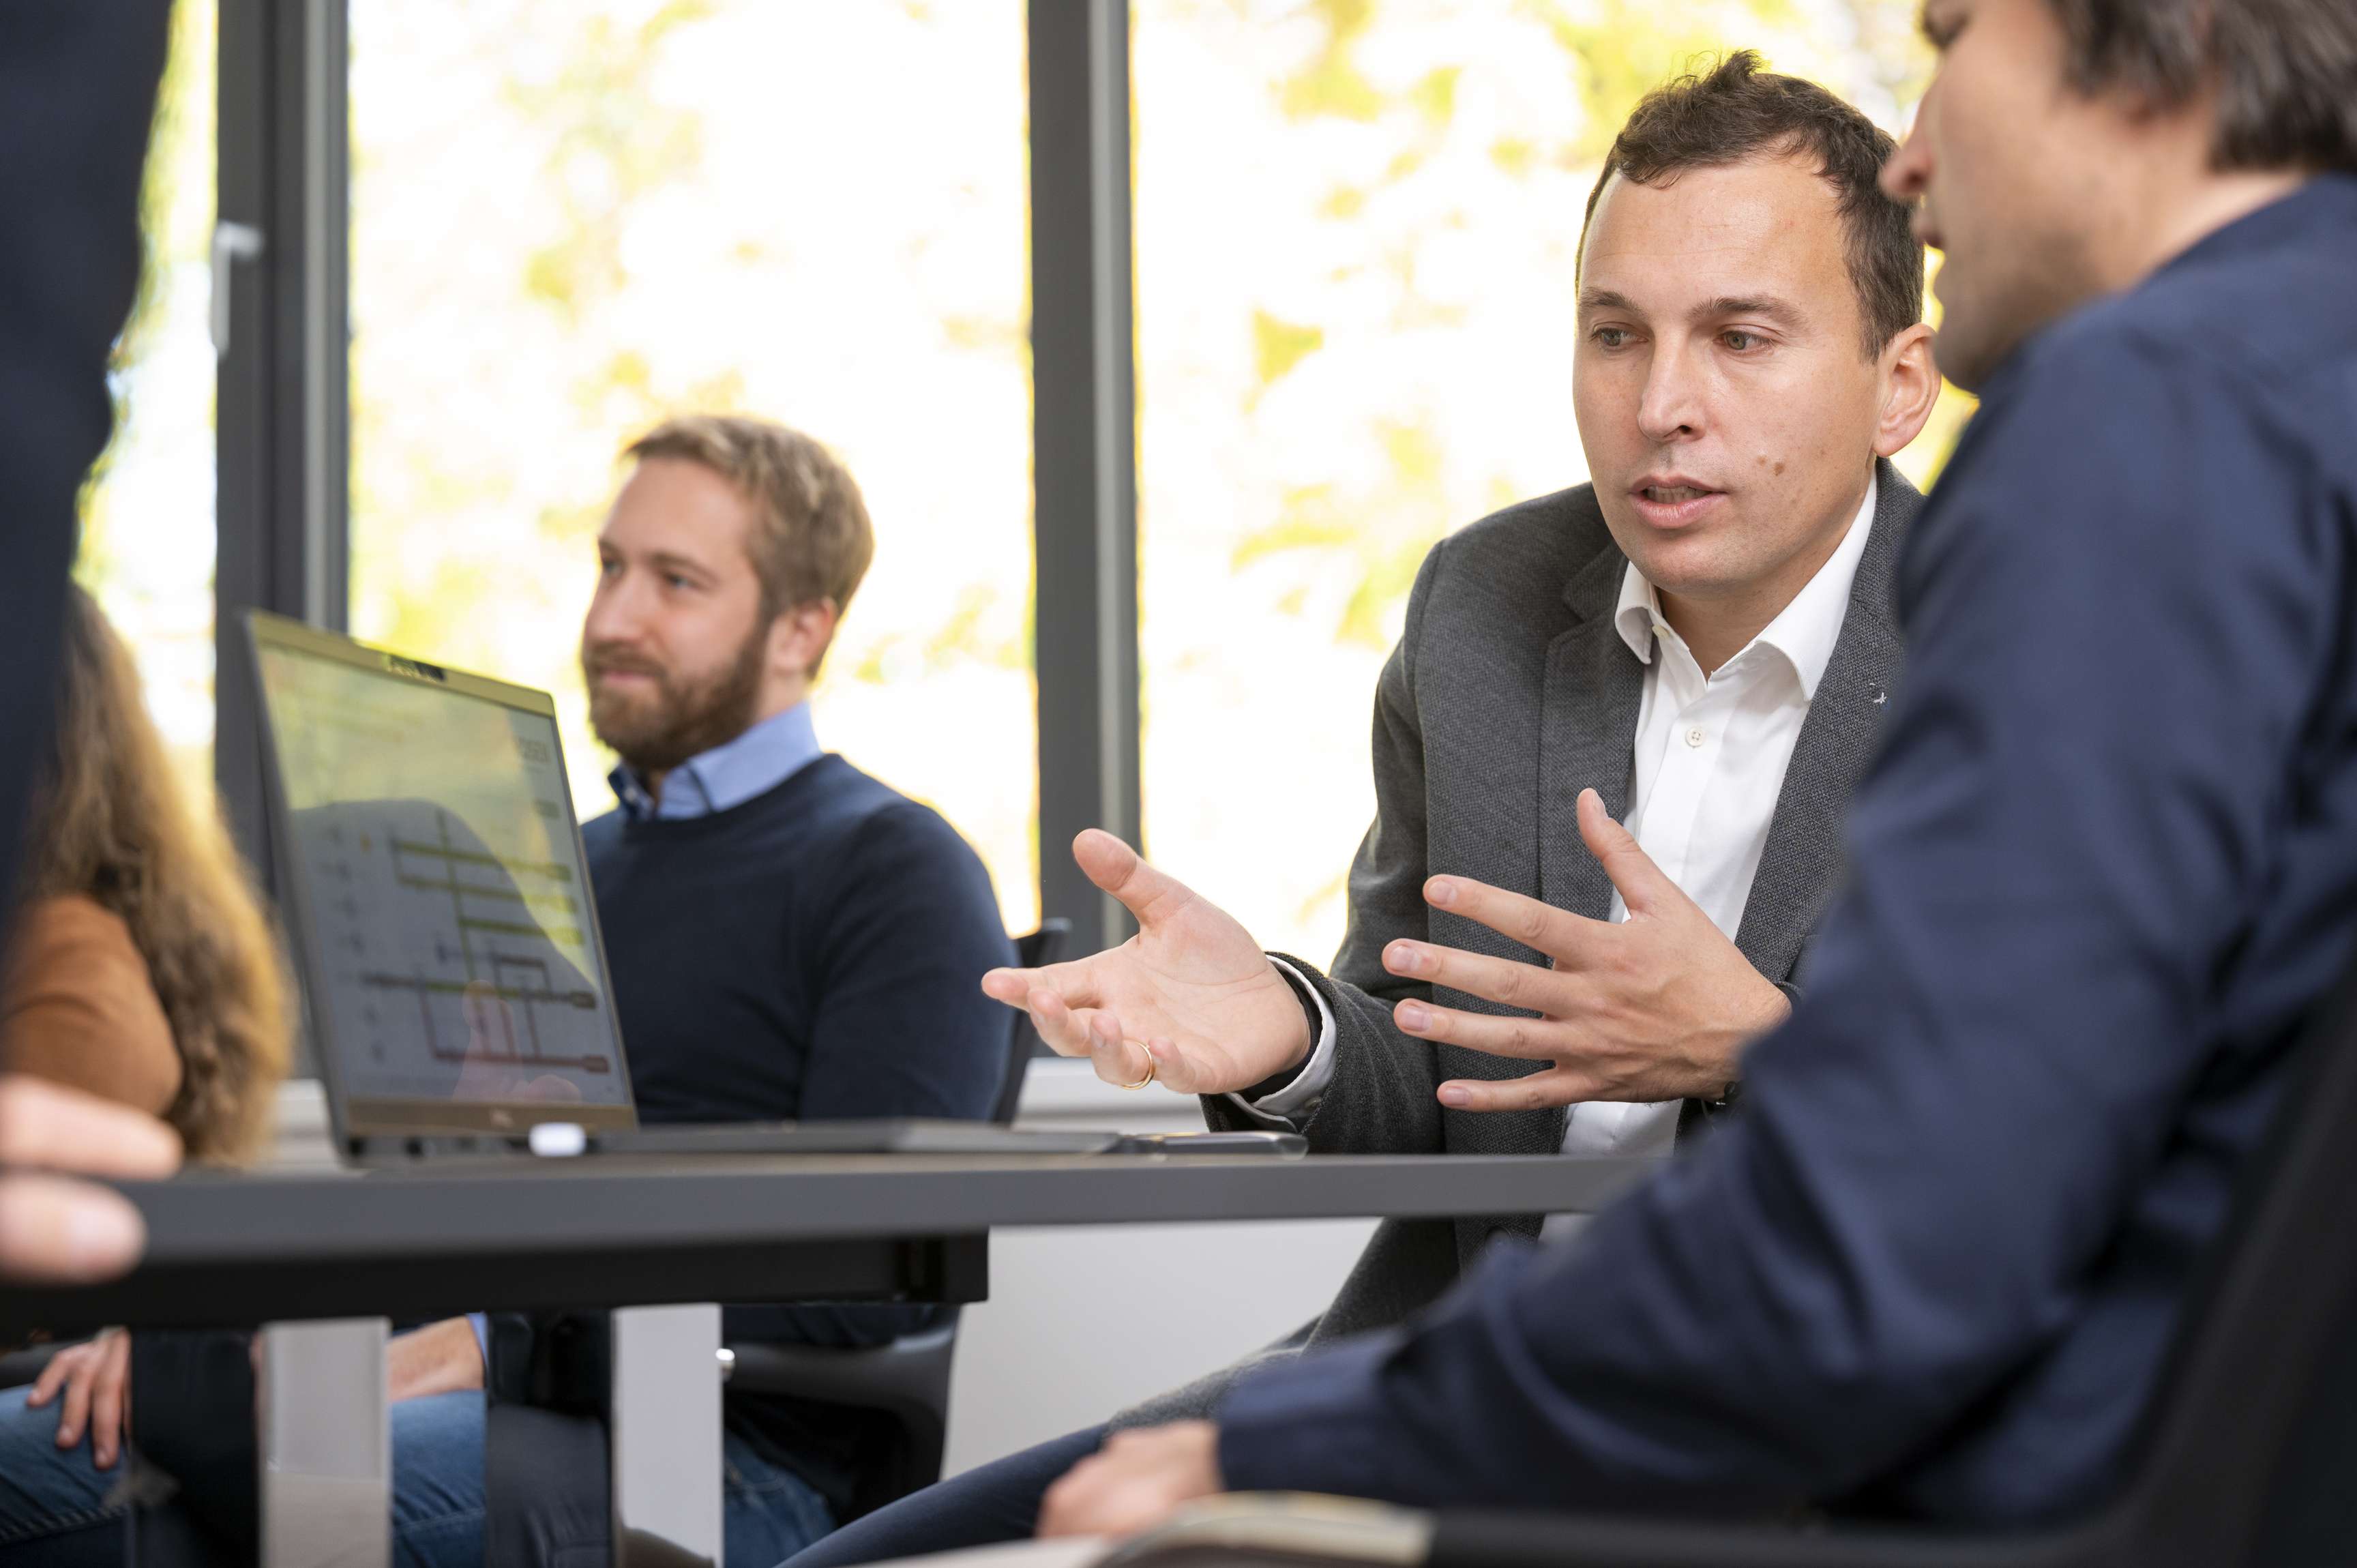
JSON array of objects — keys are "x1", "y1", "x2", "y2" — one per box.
[
  {"x1": 725, "y1": 918, "x2": 1073, "y2": 1520},
  {"x1": 1091, "y1": 945, "x2": 2357, "y2": 1568}
]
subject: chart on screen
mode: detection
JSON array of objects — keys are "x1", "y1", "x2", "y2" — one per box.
[{"x1": 258, "y1": 642, "x2": 632, "y2": 1108}]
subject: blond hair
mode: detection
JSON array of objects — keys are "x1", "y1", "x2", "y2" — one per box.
[
  {"x1": 625, "y1": 415, "x2": 876, "y2": 672},
  {"x1": 24, "y1": 587, "x2": 293, "y2": 1163}
]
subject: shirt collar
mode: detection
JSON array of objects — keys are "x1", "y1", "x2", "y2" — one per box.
[
  {"x1": 1613, "y1": 470, "x2": 1877, "y2": 702},
  {"x1": 610, "y1": 701, "x2": 823, "y2": 823}
]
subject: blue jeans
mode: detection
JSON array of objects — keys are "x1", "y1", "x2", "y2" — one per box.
[
  {"x1": 394, "y1": 1392, "x2": 835, "y2": 1568},
  {"x1": 782, "y1": 1424, "x2": 1106, "y2": 1568},
  {"x1": 0, "y1": 1387, "x2": 831, "y2": 1568},
  {"x1": 0, "y1": 1385, "x2": 128, "y2": 1559}
]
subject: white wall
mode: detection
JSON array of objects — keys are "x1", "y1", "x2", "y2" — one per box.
[{"x1": 950, "y1": 1061, "x2": 1373, "y2": 1473}]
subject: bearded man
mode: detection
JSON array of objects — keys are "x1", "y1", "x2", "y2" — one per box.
[
  {"x1": 578, "y1": 415, "x2": 1011, "y2": 1132},
  {"x1": 557, "y1": 414, "x2": 1011, "y2": 1565}
]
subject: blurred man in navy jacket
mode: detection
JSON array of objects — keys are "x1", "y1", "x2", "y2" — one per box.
[
  {"x1": 1043, "y1": 0, "x2": 2357, "y2": 1534},
  {"x1": 0, "y1": 0, "x2": 186, "y2": 1288}
]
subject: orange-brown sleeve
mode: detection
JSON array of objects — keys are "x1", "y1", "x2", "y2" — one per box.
[{"x1": 1, "y1": 896, "x2": 181, "y2": 1116}]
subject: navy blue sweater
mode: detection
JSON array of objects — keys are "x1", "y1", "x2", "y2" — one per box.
[
  {"x1": 582, "y1": 753, "x2": 1012, "y2": 1138},
  {"x1": 581, "y1": 752, "x2": 1013, "y2": 1510}
]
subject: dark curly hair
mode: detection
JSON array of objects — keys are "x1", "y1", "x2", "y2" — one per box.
[{"x1": 2041, "y1": 0, "x2": 2357, "y2": 175}]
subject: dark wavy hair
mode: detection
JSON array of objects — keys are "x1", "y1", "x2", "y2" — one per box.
[
  {"x1": 2043, "y1": 0, "x2": 2357, "y2": 174},
  {"x1": 1577, "y1": 51, "x2": 1923, "y2": 358}
]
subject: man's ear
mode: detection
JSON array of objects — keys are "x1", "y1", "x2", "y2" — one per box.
[
  {"x1": 1873, "y1": 323, "x2": 1943, "y2": 458},
  {"x1": 768, "y1": 597, "x2": 842, "y2": 682}
]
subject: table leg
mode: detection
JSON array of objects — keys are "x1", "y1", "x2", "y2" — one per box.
[
  {"x1": 257, "y1": 1318, "x2": 390, "y2": 1568},
  {"x1": 610, "y1": 1303, "x2": 723, "y2": 1566}
]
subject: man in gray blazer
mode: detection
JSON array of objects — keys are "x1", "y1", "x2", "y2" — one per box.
[{"x1": 786, "y1": 54, "x2": 1939, "y2": 1568}]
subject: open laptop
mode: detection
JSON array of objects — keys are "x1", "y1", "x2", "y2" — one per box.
[{"x1": 243, "y1": 610, "x2": 1141, "y2": 1164}]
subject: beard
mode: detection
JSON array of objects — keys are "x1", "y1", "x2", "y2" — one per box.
[{"x1": 582, "y1": 626, "x2": 768, "y2": 775}]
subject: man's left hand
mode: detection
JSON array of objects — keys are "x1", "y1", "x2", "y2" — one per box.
[
  {"x1": 1038, "y1": 1422, "x2": 1223, "y2": 1539},
  {"x1": 1384, "y1": 788, "x2": 1790, "y2": 1111}
]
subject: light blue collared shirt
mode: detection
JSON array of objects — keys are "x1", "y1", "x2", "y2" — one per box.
[{"x1": 609, "y1": 702, "x2": 825, "y2": 823}]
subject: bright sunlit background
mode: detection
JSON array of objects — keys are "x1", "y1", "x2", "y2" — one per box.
[{"x1": 80, "y1": 0, "x2": 1968, "y2": 965}]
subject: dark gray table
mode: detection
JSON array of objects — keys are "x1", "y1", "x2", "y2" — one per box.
[
  {"x1": 5, "y1": 1151, "x2": 1657, "y2": 1335},
  {"x1": 10, "y1": 1151, "x2": 1656, "y2": 1567}
]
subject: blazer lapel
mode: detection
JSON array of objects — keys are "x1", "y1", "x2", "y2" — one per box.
[
  {"x1": 1538, "y1": 547, "x2": 1646, "y2": 925},
  {"x1": 1734, "y1": 459, "x2": 1918, "y2": 985},
  {"x1": 1510, "y1": 537, "x2": 1645, "y2": 1159}
]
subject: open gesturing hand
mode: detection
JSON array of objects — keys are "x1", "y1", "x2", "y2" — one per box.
[
  {"x1": 1384, "y1": 789, "x2": 1790, "y2": 1112},
  {"x1": 981, "y1": 832, "x2": 1312, "y2": 1095}
]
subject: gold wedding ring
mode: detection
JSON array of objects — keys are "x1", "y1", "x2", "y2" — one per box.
[{"x1": 1114, "y1": 1045, "x2": 1158, "y2": 1091}]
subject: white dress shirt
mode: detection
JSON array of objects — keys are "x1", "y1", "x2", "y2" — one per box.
[{"x1": 1236, "y1": 476, "x2": 1878, "y2": 1164}]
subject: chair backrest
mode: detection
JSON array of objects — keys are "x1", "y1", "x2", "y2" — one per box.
[
  {"x1": 725, "y1": 1327, "x2": 961, "y2": 1522},
  {"x1": 2099, "y1": 941, "x2": 2357, "y2": 1567},
  {"x1": 992, "y1": 919, "x2": 1071, "y2": 1124}
]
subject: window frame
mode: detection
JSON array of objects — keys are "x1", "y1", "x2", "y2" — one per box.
[{"x1": 214, "y1": 0, "x2": 1143, "y2": 953}]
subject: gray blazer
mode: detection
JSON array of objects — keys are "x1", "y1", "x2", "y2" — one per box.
[{"x1": 1114, "y1": 461, "x2": 1920, "y2": 1428}]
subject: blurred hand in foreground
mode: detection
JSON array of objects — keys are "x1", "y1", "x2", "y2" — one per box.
[{"x1": 0, "y1": 1075, "x2": 179, "y2": 1284}]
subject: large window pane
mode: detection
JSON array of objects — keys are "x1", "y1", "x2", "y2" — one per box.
[
  {"x1": 78, "y1": 0, "x2": 218, "y2": 805},
  {"x1": 1133, "y1": 0, "x2": 1965, "y2": 963},
  {"x1": 349, "y1": 1, "x2": 1037, "y2": 928}
]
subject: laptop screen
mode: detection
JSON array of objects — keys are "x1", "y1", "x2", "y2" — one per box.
[{"x1": 249, "y1": 614, "x2": 636, "y2": 1136}]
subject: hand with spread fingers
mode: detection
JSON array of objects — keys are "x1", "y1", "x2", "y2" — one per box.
[
  {"x1": 1387, "y1": 787, "x2": 1790, "y2": 1112},
  {"x1": 979, "y1": 831, "x2": 1313, "y2": 1095},
  {"x1": 25, "y1": 1328, "x2": 133, "y2": 1469}
]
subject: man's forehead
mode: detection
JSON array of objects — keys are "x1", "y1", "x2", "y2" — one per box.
[
  {"x1": 1580, "y1": 156, "x2": 1848, "y2": 310},
  {"x1": 604, "y1": 460, "x2": 752, "y2": 559}
]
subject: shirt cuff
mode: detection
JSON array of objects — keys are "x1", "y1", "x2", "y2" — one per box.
[
  {"x1": 1221, "y1": 958, "x2": 1337, "y2": 1128},
  {"x1": 466, "y1": 1312, "x2": 489, "y2": 1368}
]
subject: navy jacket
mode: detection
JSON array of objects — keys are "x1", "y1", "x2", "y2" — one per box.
[
  {"x1": 0, "y1": 1, "x2": 167, "y2": 916},
  {"x1": 1217, "y1": 175, "x2": 2357, "y2": 1525}
]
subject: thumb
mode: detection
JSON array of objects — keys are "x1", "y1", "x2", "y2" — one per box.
[
  {"x1": 1577, "y1": 788, "x2": 1676, "y2": 915},
  {"x1": 1072, "y1": 830, "x2": 1196, "y2": 930}
]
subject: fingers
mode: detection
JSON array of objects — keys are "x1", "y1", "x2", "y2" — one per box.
[
  {"x1": 1382, "y1": 939, "x2": 1579, "y2": 1017},
  {"x1": 0, "y1": 1176, "x2": 149, "y2": 1285},
  {"x1": 1072, "y1": 831, "x2": 1197, "y2": 931},
  {"x1": 1077, "y1": 1005, "x2": 1153, "y2": 1089},
  {"x1": 1433, "y1": 1067, "x2": 1600, "y2": 1113},
  {"x1": 1575, "y1": 788, "x2": 1678, "y2": 917},
  {"x1": 55, "y1": 1346, "x2": 95, "y2": 1451},
  {"x1": 1023, "y1": 986, "x2": 1101, "y2": 1056},
  {"x1": 0, "y1": 1077, "x2": 179, "y2": 1178},
  {"x1": 981, "y1": 959, "x2": 1101, "y2": 1013},
  {"x1": 1026, "y1": 990, "x2": 1155, "y2": 1089},
  {"x1": 28, "y1": 1344, "x2": 77, "y2": 1407},
  {"x1": 1423, "y1": 874, "x2": 1604, "y2": 965},
  {"x1": 89, "y1": 1335, "x2": 128, "y2": 1466},
  {"x1": 1392, "y1": 996, "x2": 1570, "y2": 1062}
]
